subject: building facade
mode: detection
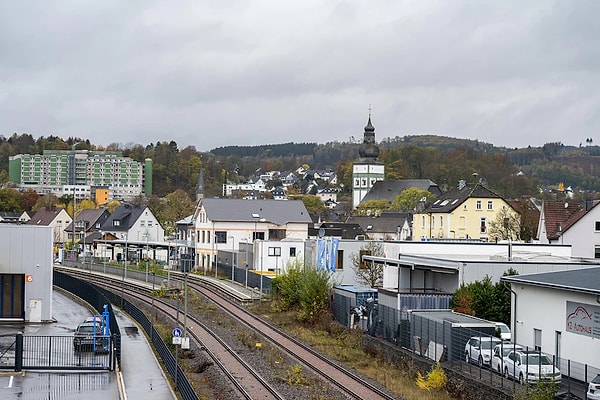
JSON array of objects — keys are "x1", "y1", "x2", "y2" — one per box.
[
  {"x1": 413, "y1": 181, "x2": 518, "y2": 242},
  {"x1": 352, "y1": 116, "x2": 385, "y2": 208},
  {"x1": 9, "y1": 150, "x2": 152, "y2": 201}
]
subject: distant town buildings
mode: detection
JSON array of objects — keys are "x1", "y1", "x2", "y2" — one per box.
[{"x1": 9, "y1": 150, "x2": 152, "y2": 202}]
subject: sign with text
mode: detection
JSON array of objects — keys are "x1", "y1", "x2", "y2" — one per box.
[{"x1": 566, "y1": 301, "x2": 600, "y2": 339}]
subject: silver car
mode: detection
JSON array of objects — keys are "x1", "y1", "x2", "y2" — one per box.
[
  {"x1": 588, "y1": 374, "x2": 600, "y2": 400},
  {"x1": 503, "y1": 349, "x2": 561, "y2": 384},
  {"x1": 464, "y1": 336, "x2": 502, "y2": 367},
  {"x1": 491, "y1": 342, "x2": 523, "y2": 374}
]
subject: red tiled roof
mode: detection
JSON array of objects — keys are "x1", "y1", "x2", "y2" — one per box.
[{"x1": 542, "y1": 201, "x2": 582, "y2": 240}]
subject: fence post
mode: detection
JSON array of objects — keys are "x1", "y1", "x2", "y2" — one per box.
[{"x1": 15, "y1": 333, "x2": 23, "y2": 372}]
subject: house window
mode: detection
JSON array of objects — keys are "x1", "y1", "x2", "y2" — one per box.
[
  {"x1": 354, "y1": 178, "x2": 360, "y2": 187},
  {"x1": 269, "y1": 229, "x2": 286, "y2": 240},
  {"x1": 140, "y1": 220, "x2": 145, "y2": 227},
  {"x1": 215, "y1": 231, "x2": 227, "y2": 243},
  {"x1": 476, "y1": 200, "x2": 482, "y2": 210},
  {"x1": 421, "y1": 215, "x2": 425, "y2": 228},
  {"x1": 252, "y1": 231, "x2": 265, "y2": 241},
  {"x1": 336, "y1": 250, "x2": 344, "y2": 270},
  {"x1": 290, "y1": 247, "x2": 296, "y2": 257},
  {"x1": 480, "y1": 217, "x2": 487, "y2": 233},
  {"x1": 268, "y1": 247, "x2": 281, "y2": 256},
  {"x1": 534, "y1": 328, "x2": 542, "y2": 351},
  {"x1": 595, "y1": 246, "x2": 600, "y2": 259},
  {"x1": 440, "y1": 216, "x2": 443, "y2": 227},
  {"x1": 148, "y1": 221, "x2": 153, "y2": 227},
  {"x1": 487, "y1": 201, "x2": 493, "y2": 210},
  {"x1": 431, "y1": 216, "x2": 435, "y2": 228},
  {"x1": 113, "y1": 220, "x2": 120, "y2": 227},
  {"x1": 595, "y1": 221, "x2": 600, "y2": 231},
  {"x1": 361, "y1": 178, "x2": 367, "y2": 186}
]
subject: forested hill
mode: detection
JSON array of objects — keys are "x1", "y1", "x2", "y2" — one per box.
[{"x1": 2, "y1": 133, "x2": 600, "y2": 200}]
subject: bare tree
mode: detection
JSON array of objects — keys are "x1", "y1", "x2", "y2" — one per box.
[
  {"x1": 488, "y1": 206, "x2": 521, "y2": 242},
  {"x1": 350, "y1": 241, "x2": 385, "y2": 288}
]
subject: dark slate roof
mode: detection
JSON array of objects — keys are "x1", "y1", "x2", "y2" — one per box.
[
  {"x1": 100, "y1": 204, "x2": 147, "y2": 231},
  {"x1": 28, "y1": 208, "x2": 68, "y2": 226},
  {"x1": 309, "y1": 222, "x2": 365, "y2": 239},
  {"x1": 541, "y1": 201, "x2": 583, "y2": 240},
  {"x1": 423, "y1": 183, "x2": 502, "y2": 213},
  {"x1": 501, "y1": 267, "x2": 600, "y2": 295},
  {"x1": 201, "y1": 198, "x2": 312, "y2": 225},
  {"x1": 361, "y1": 180, "x2": 441, "y2": 204},
  {"x1": 347, "y1": 212, "x2": 411, "y2": 235},
  {"x1": 66, "y1": 208, "x2": 110, "y2": 233}
]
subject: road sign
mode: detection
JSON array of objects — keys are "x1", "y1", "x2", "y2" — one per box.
[{"x1": 172, "y1": 328, "x2": 182, "y2": 337}]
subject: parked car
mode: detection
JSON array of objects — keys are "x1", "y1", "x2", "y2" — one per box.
[
  {"x1": 491, "y1": 342, "x2": 523, "y2": 374},
  {"x1": 503, "y1": 349, "x2": 561, "y2": 384},
  {"x1": 495, "y1": 322, "x2": 511, "y2": 341},
  {"x1": 73, "y1": 321, "x2": 109, "y2": 352},
  {"x1": 587, "y1": 374, "x2": 600, "y2": 400},
  {"x1": 464, "y1": 336, "x2": 502, "y2": 367}
]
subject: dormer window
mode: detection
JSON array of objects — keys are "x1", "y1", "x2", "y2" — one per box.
[{"x1": 113, "y1": 220, "x2": 120, "y2": 227}]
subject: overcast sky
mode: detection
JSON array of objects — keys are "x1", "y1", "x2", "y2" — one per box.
[{"x1": 1, "y1": 1, "x2": 599, "y2": 151}]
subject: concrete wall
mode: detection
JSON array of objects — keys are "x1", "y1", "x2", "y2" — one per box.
[{"x1": 0, "y1": 225, "x2": 53, "y2": 322}]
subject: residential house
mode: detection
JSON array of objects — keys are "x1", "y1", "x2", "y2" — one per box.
[
  {"x1": 538, "y1": 200, "x2": 600, "y2": 258},
  {"x1": 65, "y1": 208, "x2": 110, "y2": 254},
  {"x1": 192, "y1": 198, "x2": 312, "y2": 273},
  {"x1": 0, "y1": 211, "x2": 30, "y2": 224},
  {"x1": 412, "y1": 181, "x2": 518, "y2": 241},
  {"x1": 99, "y1": 204, "x2": 164, "y2": 261},
  {"x1": 359, "y1": 179, "x2": 442, "y2": 206},
  {"x1": 347, "y1": 212, "x2": 412, "y2": 241},
  {"x1": 27, "y1": 207, "x2": 72, "y2": 246}
]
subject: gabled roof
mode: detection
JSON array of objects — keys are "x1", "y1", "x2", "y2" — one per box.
[
  {"x1": 423, "y1": 183, "x2": 502, "y2": 213},
  {"x1": 27, "y1": 208, "x2": 69, "y2": 226},
  {"x1": 309, "y1": 222, "x2": 365, "y2": 239},
  {"x1": 66, "y1": 208, "x2": 110, "y2": 233},
  {"x1": 501, "y1": 266, "x2": 600, "y2": 295},
  {"x1": 361, "y1": 179, "x2": 441, "y2": 204},
  {"x1": 100, "y1": 204, "x2": 147, "y2": 231},
  {"x1": 541, "y1": 201, "x2": 583, "y2": 240},
  {"x1": 347, "y1": 212, "x2": 411, "y2": 234},
  {"x1": 200, "y1": 198, "x2": 312, "y2": 225}
]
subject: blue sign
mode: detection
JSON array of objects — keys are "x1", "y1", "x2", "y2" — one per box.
[{"x1": 172, "y1": 328, "x2": 182, "y2": 337}]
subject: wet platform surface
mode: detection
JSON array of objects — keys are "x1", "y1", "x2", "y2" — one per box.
[{"x1": 0, "y1": 289, "x2": 175, "y2": 400}]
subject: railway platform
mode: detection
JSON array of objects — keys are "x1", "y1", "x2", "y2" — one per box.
[{"x1": 0, "y1": 289, "x2": 176, "y2": 400}]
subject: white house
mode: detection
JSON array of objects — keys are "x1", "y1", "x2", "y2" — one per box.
[
  {"x1": 501, "y1": 268, "x2": 600, "y2": 383},
  {"x1": 192, "y1": 198, "x2": 312, "y2": 273},
  {"x1": 538, "y1": 200, "x2": 600, "y2": 259},
  {"x1": 27, "y1": 207, "x2": 73, "y2": 246},
  {"x1": 99, "y1": 204, "x2": 165, "y2": 262}
]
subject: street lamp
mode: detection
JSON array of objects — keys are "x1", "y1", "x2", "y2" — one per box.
[
  {"x1": 144, "y1": 231, "x2": 150, "y2": 282},
  {"x1": 241, "y1": 238, "x2": 249, "y2": 288},
  {"x1": 229, "y1": 236, "x2": 235, "y2": 283}
]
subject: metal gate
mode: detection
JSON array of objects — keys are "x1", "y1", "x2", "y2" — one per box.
[{"x1": 0, "y1": 333, "x2": 115, "y2": 371}]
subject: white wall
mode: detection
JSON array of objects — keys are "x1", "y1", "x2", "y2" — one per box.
[
  {"x1": 561, "y1": 208, "x2": 600, "y2": 258},
  {"x1": 0, "y1": 225, "x2": 53, "y2": 322},
  {"x1": 513, "y1": 284, "x2": 600, "y2": 380}
]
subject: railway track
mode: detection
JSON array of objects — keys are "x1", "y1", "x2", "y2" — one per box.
[{"x1": 59, "y1": 266, "x2": 399, "y2": 400}]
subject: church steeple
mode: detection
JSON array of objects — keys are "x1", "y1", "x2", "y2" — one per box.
[
  {"x1": 352, "y1": 107, "x2": 385, "y2": 208},
  {"x1": 196, "y1": 167, "x2": 205, "y2": 203},
  {"x1": 358, "y1": 112, "x2": 380, "y2": 160}
]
